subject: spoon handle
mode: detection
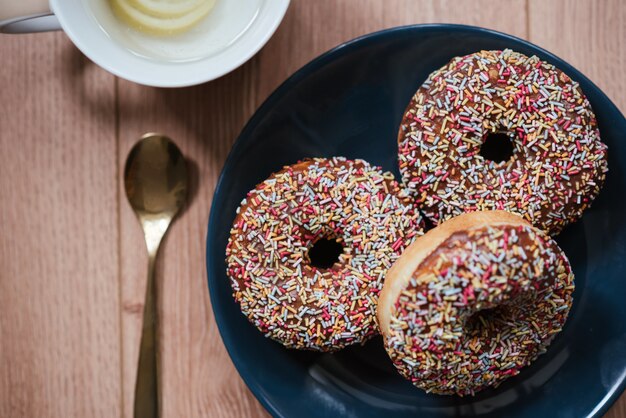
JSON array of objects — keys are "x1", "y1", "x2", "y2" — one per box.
[{"x1": 134, "y1": 251, "x2": 160, "y2": 418}]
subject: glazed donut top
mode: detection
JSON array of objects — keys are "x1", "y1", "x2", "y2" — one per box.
[
  {"x1": 398, "y1": 49, "x2": 608, "y2": 235},
  {"x1": 226, "y1": 157, "x2": 424, "y2": 351},
  {"x1": 379, "y1": 211, "x2": 574, "y2": 395}
]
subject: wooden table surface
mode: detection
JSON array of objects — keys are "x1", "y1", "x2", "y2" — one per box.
[{"x1": 1, "y1": 1, "x2": 624, "y2": 417}]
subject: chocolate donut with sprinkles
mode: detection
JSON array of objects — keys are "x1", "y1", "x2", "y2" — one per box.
[
  {"x1": 378, "y1": 211, "x2": 574, "y2": 395},
  {"x1": 398, "y1": 49, "x2": 608, "y2": 235},
  {"x1": 226, "y1": 157, "x2": 425, "y2": 351}
]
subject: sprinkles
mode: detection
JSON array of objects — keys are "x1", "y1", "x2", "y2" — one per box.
[
  {"x1": 226, "y1": 157, "x2": 425, "y2": 351},
  {"x1": 398, "y1": 49, "x2": 608, "y2": 235},
  {"x1": 383, "y1": 217, "x2": 574, "y2": 395}
]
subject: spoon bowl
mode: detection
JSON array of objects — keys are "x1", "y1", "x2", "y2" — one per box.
[{"x1": 125, "y1": 134, "x2": 188, "y2": 218}]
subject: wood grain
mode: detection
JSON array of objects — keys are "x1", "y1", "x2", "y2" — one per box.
[
  {"x1": 529, "y1": 0, "x2": 625, "y2": 112},
  {"x1": 0, "y1": 1, "x2": 624, "y2": 417},
  {"x1": 0, "y1": 33, "x2": 121, "y2": 417}
]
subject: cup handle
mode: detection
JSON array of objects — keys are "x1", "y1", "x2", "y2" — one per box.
[{"x1": 0, "y1": 0, "x2": 61, "y2": 33}]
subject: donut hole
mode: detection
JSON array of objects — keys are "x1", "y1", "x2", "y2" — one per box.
[
  {"x1": 307, "y1": 237, "x2": 344, "y2": 269},
  {"x1": 480, "y1": 132, "x2": 514, "y2": 163},
  {"x1": 465, "y1": 305, "x2": 508, "y2": 337}
]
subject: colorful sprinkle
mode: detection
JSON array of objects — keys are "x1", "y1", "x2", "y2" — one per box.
[
  {"x1": 384, "y1": 222, "x2": 574, "y2": 395},
  {"x1": 398, "y1": 49, "x2": 608, "y2": 235},
  {"x1": 226, "y1": 157, "x2": 425, "y2": 351}
]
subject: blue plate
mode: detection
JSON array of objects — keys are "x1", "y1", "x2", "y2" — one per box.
[{"x1": 206, "y1": 24, "x2": 626, "y2": 417}]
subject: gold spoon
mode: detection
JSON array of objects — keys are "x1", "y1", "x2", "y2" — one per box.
[{"x1": 124, "y1": 133, "x2": 188, "y2": 418}]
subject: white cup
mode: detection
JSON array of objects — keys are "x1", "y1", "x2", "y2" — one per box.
[{"x1": 0, "y1": 0, "x2": 289, "y2": 87}]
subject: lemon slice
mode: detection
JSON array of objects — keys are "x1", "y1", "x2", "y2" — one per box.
[
  {"x1": 127, "y1": 0, "x2": 206, "y2": 18},
  {"x1": 111, "y1": 0, "x2": 216, "y2": 35}
]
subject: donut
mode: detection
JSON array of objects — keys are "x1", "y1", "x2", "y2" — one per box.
[
  {"x1": 226, "y1": 157, "x2": 425, "y2": 351},
  {"x1": 398, "y1": 49, "x2": 608, "y2": 235},
  {"x1": 377, "y1": 211, "x2": 574, "y2": 395}
]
